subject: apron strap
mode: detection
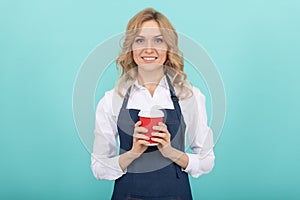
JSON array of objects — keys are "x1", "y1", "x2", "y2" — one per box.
[
  {"x1": 165, "y1": 75, "x2": 186, "y2": 179},
  {"x1": 120, "y1": 86, "x2": 132, "y2": 110},
  {"x1": 165, "y1": 75, "x2": 183, "y2": 122},
  {"x1": 122, "y1": 76, "x2": 184, "y2": 124}
]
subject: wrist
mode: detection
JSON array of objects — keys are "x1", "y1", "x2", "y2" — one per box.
[
  {"x1": 119, "y1": 150, "x2": 141, "y2": 172},
  {"x1": 128, "y1": 150, "x2": 142, "y2": 159},
  {"x1": 165, "y1": 147, "x2": 184, "y2": 162},
  {"x1": 162, "y1": 145, "x2": 175, "y2": 159}
]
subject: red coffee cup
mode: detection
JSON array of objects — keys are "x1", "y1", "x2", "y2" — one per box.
[{"x1": 138, "y1": 109, "x2": 164, "y2": 146}]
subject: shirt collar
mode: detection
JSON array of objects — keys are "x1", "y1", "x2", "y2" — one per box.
[{"x1": 132, "y1": 75, "x2": 169, "y2": 91}]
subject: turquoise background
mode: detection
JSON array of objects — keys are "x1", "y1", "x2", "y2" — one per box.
[{"x1": 1, "y1": 0, "x2": 299, "y2": 199}]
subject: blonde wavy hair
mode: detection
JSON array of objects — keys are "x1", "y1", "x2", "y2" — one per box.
[{"x1": 116, "y1": 8, "x2": 192, "y2": 99}]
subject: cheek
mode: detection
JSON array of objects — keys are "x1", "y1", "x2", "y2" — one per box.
[
  {"x1": 159, "y1": 51, "x2": 167, "y2": 63},
  {"x1": 132, "y1": 50, "x2": 140, "y2": 62}
]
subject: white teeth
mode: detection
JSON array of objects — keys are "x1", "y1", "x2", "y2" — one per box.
[{"x1": 143, "y1": 57, "x2": 156, "y2": 61}]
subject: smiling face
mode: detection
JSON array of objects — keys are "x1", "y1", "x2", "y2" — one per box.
[{"x1": 132, "y1": 20, "x2": 168, "y2": 70}]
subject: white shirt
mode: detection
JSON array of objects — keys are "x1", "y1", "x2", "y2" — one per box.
[{"x1": 91, "y1": 76, "x2": 215, "y2": 180}]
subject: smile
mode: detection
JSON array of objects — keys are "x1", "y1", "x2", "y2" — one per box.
[{"x1": 141, "y1": 57, "x2": 158, "y2": 61}]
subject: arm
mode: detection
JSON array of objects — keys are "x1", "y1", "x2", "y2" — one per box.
[
  {"x1": 151, "y1": 125, "x2": 214, "y2": 176},
  {"x1": 182, "y1": 87, "x2": 215, "y2": 178},
  {"x1": 91, "y1": 91, "x2": 151, "y2": 180},
  {"x1": 91, "y1": 91, "x2": 126, "y2": 180},
  {"x1": 151, "y1": 87, "x2": 215, "y2": 178}
]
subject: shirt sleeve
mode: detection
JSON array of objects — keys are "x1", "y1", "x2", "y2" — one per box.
[
  {"x1": 91, "y1": 90, "x2": 126, "y2": 180},
  {"x1": 181, "y1": 87, "x2": 215, "y2": 178}
]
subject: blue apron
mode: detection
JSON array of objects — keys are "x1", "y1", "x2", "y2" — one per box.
[{"x1": 112, "y1": 75, "x2": 192, "y2": 200}]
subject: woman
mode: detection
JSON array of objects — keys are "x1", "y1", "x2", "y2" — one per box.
[{"x1": 91, "y1": 8, "x2": 215, "y2": 200}]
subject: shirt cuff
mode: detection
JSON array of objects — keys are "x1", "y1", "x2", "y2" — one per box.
[
  {"x1": 181, "y1": 153, "x2": 198, "y2": 174},
  {"x1": 91, "y1": 154, "x2": 127, "y2": 180},
  {"x1": 112, "y1": 155, "x2": 127, "y2": 175},
  {"x1": 181, "y1": 151, "x2": 215, "y2": 178}
]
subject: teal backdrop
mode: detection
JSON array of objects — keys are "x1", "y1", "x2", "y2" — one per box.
[{"x1": 1, "y1": 0, "x2": 299, "y2": 199}]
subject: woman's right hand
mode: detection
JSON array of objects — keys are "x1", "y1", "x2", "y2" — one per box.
[
  {"x1": 130, "y1": 121, "x2": 149, "y2": 157},
  {"x1": 119, "y1": 121, "x2": 149, "y2": 171}
]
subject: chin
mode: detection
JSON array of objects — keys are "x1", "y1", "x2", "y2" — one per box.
[{"x1": 138, "y1": 63, "x2": 164, "y2": 71}]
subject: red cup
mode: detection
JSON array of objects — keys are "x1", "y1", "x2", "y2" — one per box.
[{"x1": 138, "y1": 109, "x2": 164, "y2": 146}]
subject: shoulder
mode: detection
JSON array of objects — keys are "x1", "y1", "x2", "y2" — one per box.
[
  {"x1": 95, "y1": 88, "x2": 123, "y2": 116},
  {"x1": 179, "y1": 85, "x2": 206, "y2": 103},
  {"x1": 191, "y1": 86, "x2": 206, "y2": 102},
  {"x1": 178, "y1": 86, "x2": 206, "y2": 114},
  {"x1": 96, "y1": 88, "x2": 114, "y2": 105}
]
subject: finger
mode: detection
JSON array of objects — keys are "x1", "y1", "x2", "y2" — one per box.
[
  {"x1": 135, "y1": 121, "x2": 142, "y2": 127},
  {"x1": 138, "y1": 140, "x2": 150, "y2": 146},
  {"x1": 150, "y1": 137, "x2": 166, "y2": 145},
  {"x1": 152, "y1": 125, "x2": 167, "y2": 132},
  {"x1": 133, "y1": 133, "x2": 150, "y2": 140},
  {"x1": 151, "y1": 132, "x2": 167, "y2": 138},
  {"x1": 135, "y1": 126, "x2": 148, "y2": 133},
  {"x1": 158, "y1": 122, "x2": 167, "y2": 127}
]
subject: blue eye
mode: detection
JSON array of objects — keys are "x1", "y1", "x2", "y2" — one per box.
[
  {"x1": 154, "y1": 38, "x2": 163, "y2": 44},
  {"x1": 135, "y1": 38, "x2": 144, "y2": 44}
]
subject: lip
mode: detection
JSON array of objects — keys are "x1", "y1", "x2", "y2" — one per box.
[{"x1": 141, "y1": 56, "x2": 158, "y2": 63}]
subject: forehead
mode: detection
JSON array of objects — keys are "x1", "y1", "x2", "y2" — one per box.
[{"x1": 138, "y1": 20, "x2": 162, "y2": 36}]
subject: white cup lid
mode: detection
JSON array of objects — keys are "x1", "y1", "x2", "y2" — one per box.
[{"x1": 138, "y1": 109, "x2": 164, "y2": 118}]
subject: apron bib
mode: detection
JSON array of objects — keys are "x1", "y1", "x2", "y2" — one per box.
[{"x1": 112, "y1": 76, "x2": 192, "y2": 200}]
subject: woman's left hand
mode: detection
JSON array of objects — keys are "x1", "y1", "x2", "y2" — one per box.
[{"x1": 151, "y1": 122, "x2": 174, "y2": 158}]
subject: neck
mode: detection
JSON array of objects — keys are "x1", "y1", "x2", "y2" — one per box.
[{"x1": 137, "y1": 67, "x2": 164, "y2": 96}]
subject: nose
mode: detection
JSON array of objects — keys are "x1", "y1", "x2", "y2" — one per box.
[
  {"x1": 144, "y1": 40, "x2": 154, "y2": 53},
  {"x1": 144, "y1": 47, "x2": 154, "y2": 54}
]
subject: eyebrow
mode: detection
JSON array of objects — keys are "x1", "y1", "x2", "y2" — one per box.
[{"x1": 136, "y1": 34, "x2": 163, "y2": 38}]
